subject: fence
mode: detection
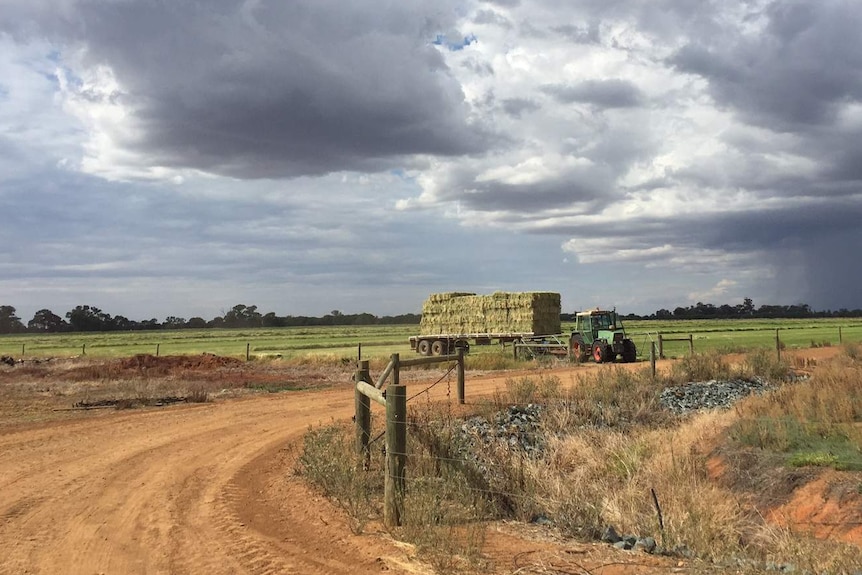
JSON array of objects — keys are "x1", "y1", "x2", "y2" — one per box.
[{"x1": 354, "y1": 350, "x2": 465, "y2": 527}]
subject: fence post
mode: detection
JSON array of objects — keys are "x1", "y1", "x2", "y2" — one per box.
[
  {"x1": 839, "y1": 326, "x2": 843, "y2": 345},
  {"x1": 156, "y1": 343, "x2": 160, "y2": 357},
  {"x1": 650, "y1": 341, "x2": 656, "y2": 378},
  {"x1": 658, "y1": 334, "x2": 664, "y2": 359},
  {"x1": 775, "y1": 329, "x2": 781, "y2": 362},
  {"x1": 355, "y1": 360, "x2": 372, "y2": 460},
  {"x1": 688, "y1": 334, "x2": 694, "y2": 355},
  {"x1": 82, "y1": 344, "x2": 86, "y2": 356},
  {"x1": 246, "y1": 342, "x2": 250, "y2": 361},
  {"x1": 385, "y1": 355, "x2": 406, "y2": 527},
  {"x1": 357, "y1": 343, "x2": 362, "y2": 363},
  {"x1": 21, "y1": 343, "x2": 25, "y2": 357},
  {"x1": 457, "y1": 347, "x2": 465, "y2": 404}
]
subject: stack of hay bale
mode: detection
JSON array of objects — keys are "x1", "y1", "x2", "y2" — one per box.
[{"x1": 419, "y1": 292, "x2": 561, "y2": 335}]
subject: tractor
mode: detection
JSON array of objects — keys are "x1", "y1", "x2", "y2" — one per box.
[{"x1": 570, "y1": 309, "x2": 637, "y2": 363}]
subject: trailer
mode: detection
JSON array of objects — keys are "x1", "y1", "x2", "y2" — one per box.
[{"x1": 409, "y1": 331, "x2": 534, "y2": 356}]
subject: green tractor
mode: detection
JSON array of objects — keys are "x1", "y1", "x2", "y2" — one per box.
[{"x1": 570, "y1": 309, "x2": 637, "y2": 363}]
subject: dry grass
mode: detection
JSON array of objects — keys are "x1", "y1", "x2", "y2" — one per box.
[{"x1": 730, "y1": 344, "x2": 862, "y2": 471}]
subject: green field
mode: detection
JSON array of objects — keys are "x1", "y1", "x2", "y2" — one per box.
[{"x1": 1, "y1": 318, "x2": 861, "y2": 361}]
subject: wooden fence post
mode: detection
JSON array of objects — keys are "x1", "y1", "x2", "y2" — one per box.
[
  {"x1": 82, "y1": 344, "x2": 86, "y2": 356},
  {"x1": 156, "y1": 343, "x2": 160, "y2": 357},
  {"x1": 21, "y1": 343, "x2": 25, "y2": 357},
  {"x1": 650, "y1": 341, "x2": 656, "y2": 379},
  {"x1": 688, "y1": 334, "x2": 694, "y2": 355},
  {"x1": 658, "y1": 334, "x2": 664, "y2": 359},
  {"x1": 246, "y1": 342, "x2": 250, "y2": 361},
  {"x1": 839, "y1": 326, "x2": 843, "y2": 345},
  {"x1": 775, "y1": 329, "x2": 781, "y2": 362},
  {"x1": 355, "y1": 360, "x2": 371, "y2": 460},
  {"x1": 385, "y1": 354, "x2": 406, "y2": 527},
  {"x1": 457, "y1": 348, "x2": 465, "y2": 405}
]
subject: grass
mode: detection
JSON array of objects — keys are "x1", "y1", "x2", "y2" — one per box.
[
  {"x1": 2, "y1": 318, "x2": 862, "y2": 362},
  {"x1": 299, "y1": 348, "x2": 862, "y2": 572}
]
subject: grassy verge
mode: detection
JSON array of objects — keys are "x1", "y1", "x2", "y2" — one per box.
[{"x1": 299, "y1": 349, "x2": 862, "y2": 572}]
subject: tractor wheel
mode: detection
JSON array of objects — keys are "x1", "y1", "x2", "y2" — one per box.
[
  {"x1": 593, "y1": 343, "x2": 605, "y2": 363},
  {"x1": 571, "y1": 339, "x2": 587, "y2": 362},
  {"x1": 417, "y1": 339, "x2": 431, "y2": 356},
  {"x1": 622, "y1": 340, "x2": 637, "y2": 363},
  {"x1": 431, "y1": 339, "x2": 447, "y2": 356}
]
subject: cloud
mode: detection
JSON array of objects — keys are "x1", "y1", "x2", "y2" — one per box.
[
  {"x1": 543, "y1": 79, "x2": 645, "y2": 108},
  {"x1": 3, "y1": 0, "x2": 493, "y2": 179}
]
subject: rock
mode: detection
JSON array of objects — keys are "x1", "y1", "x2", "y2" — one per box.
[
  {"x1": 671, "y1": 544, "x2": 694, "y2": 559},
  {"x1": 613, "y1": 540, "x2": 632, "y2": 550},
  {"x1": 531, "y1": 514, "x2": 552, "y2": 526},
  {"x1": 0, "y1": 356, "x2": 14, "y2": 366},
  {"x1": 601, "y1": 525, "x2": 621, "y2": 543},
  {"x1": 634, "y1": 536, "x2": 656, "y2": 553}
]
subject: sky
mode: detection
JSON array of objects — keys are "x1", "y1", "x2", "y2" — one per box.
[{"x1": 2, "y1": 0, "x2": 861, "y2": 323}]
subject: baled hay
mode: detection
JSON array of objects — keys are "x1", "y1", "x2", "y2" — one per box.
[{"x1": 419, "y1": 292, "x2": 560, "y2": 335}]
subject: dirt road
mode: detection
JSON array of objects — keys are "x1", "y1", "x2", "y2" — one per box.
[{"x1": 0, "y1": 383, "x2": 413, "y2": 575}]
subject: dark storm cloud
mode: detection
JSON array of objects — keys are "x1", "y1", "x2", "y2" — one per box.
[
  {"x1": 543, "y1": 80, "x2": 645, "y2": 108},
  {"x1": 4, "y1": 0, "x2": 491, "y2": 178},
  {"x1": 669, "y1": 1, "x2": 862, "y2": 130}
]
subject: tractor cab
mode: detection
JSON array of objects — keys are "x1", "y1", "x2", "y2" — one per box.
[{"x1": 576, "y1": 309, "x2": 619, "y2": 344}]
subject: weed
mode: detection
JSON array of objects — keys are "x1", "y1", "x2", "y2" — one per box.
[
  {"x1": 669, "y1": 351, "x2": 734, "y2": 383},
  {"x1": 740, "y1": 349, "x2": 789, "y2": 381},
  {"x1": 298, "y1": 422, "x2": 382, "y2": 534},
  {"x1": 187, "y1": 384, "x2": 209, "y2": 403}
]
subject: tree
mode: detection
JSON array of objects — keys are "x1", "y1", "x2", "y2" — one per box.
[
  {"x1": 223, "y1": 304, "x2": 262, "y2": 328},
  {"x1": 187, "y1": 317, "x2": 207, "y2": 329},
  {"x1": 28, "y1": 309, "x2": 67, "y2": 332},
  {"x1": 65, "y1": 305, "x2": 112, "y2": 332},
  {"x1": 164, "y1": 316, "x2": 187, "y2": 329},
  {"x1": 0, "y1": 306, "x2": 25, "y2": 334}
]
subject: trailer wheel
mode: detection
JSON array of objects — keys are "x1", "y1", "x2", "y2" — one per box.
[
  {"x1": 431, "y1": 340, "x2": 447, "y2": 356},
  {"x1": 417, "y1": 339, "x2": 431, "y2": 356}
]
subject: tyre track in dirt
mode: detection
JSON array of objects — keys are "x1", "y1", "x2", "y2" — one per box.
[
  {"x1": 0, "y1": 359, "x2": 689, "y2": 575},
  {"x1": 0, "y1": 389, "x2": 389, "y2": 575}
]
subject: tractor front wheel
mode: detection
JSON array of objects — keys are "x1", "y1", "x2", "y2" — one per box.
[{"x1": 622, "y1": 340, "x2": 637, "y2": 363}]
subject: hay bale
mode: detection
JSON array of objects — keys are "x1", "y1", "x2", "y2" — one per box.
[{"x1": 419, "y1": 292, "x2": 560, "y2": 335}]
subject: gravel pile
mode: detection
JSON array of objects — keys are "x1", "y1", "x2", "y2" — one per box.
[
  {"x1": 659, "y1": 376, "x2": 774, "y2": 414},
  {"x1": 460, "y1": 404, "x2": 544, "y2": 455}
]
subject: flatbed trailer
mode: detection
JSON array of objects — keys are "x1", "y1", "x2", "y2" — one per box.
[{"x1": 409, "y1": 332, "x2": 537, "y2": 356}]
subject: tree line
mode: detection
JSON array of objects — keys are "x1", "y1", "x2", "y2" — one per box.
[
  {"x1": 1, "y1": 298, "x2": 861, "y2": 335},
  {"x1": 0, "y1": 304, "x2": 421, "y2": 334}
]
